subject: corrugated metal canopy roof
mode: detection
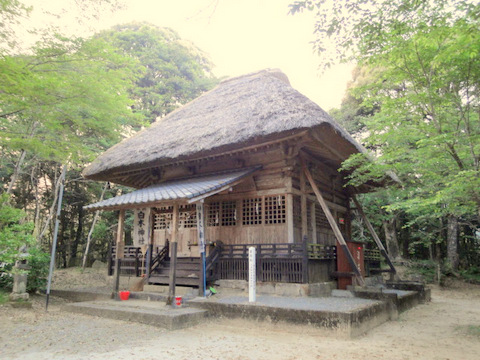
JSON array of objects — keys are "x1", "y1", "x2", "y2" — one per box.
[{"x1": 84, "y1": 167, "x2": 261, "y2": 211}]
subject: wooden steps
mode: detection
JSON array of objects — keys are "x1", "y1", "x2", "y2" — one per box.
[{"x1": 148, "y1": 257, "x2": 200, "y2": 287}]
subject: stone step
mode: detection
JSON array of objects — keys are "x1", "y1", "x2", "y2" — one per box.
[
  {"x1": 62, "y1": 299, "x2": 207, "y2": 330},
  {"x1": 148, "y1": 275, "x2": 200, "y2": 287}
]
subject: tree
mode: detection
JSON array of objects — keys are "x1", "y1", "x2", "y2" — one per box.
[
  {"x1": 0, "y1": 193, "x2": 34, "y2": 264},
  {"x1": 96, "y1": 23, "x2": 218, "y2": 121},
  {"x1": 293, "y1": 0, "x2": 480, "y2": 270},
  {"x1": 1, "y1": 4, "x2": 219, "y2": 269}
]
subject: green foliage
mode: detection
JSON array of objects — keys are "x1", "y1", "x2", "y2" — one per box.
[
  {"x1": 405, "y1": 260, "x2": 439, "y2": 283},
  {"x1": 0, "y1": 0, "x2": 31, "y2": 52},
  {"x1": 0, "y1": 289, "x2": 8, "y2": 304},
  {"x1": 0, "y1": 263, "x2": 13, "y2": 290},
  {"x1": 0, "y1": 193, "x2": 34, "y2": 264},
  {"x1": 0, "y1": 193, "x2": 48, "y2": 292},
  {"x1": 300, "y1": 0, "x2": 480, "y2": 268},
  {"x1": 459, "y1": 266, "x2": 480, "y2": 284},
  {"x1": 96, "y1": 22, "x2": 218, "y2": 121},
  {"x1": 26, "y1": 246, "x2": 49, "y2": 292},
  {"x1": 0, "y1": 247, "x2": 49, "y2": 293},
  {"x1": 0, "y1": 7, "x2": 217, "y2": 268},
  {"x1": 0, "y1": 35, "x2": 144, "y2": 166}
]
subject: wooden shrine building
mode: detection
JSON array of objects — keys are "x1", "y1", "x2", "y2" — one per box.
[{"x1": 83, "y1": 69, "x2": 392, "y2": 295}]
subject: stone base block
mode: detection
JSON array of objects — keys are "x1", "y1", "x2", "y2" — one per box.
[
  {"x1": 9, "y1": 292, "x2": 29, "y2": 301},
  {"x1": 9, "y1": 300, "x2": 32, "y2": 308}
]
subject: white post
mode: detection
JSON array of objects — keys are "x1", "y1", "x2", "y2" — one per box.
[{"x1": 248, "y1": 246, "x2": 256, "y2": 303}]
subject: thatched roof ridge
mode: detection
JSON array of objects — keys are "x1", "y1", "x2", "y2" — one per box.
[{"x1": 83, "y1": 69, "x2": 363, "y2": 180}]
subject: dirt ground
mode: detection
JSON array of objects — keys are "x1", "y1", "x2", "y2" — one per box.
[{"x1": 1, "y1": 268, "x2": 479, "y2": 360}]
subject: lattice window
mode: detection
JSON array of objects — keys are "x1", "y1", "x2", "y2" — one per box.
[
  {"x1": 180, "y1": 204, "x2": 197, "y2": 228},
  {"x1": 207, "y1": 202, "x2": 220, "y2": 227},
  {"x1": 265, "y1": 195, "x2": 286, "y2": 224},
  {"x1": 242, "y1": 198, "x2": 262, "y2": 225},
  {"x1": 153, "y1": 206, "x2": 172, "y2": 230},
  {"x1": 315, "y1": 204, "x2": 330, "y2": 229},
  {"x1": 222, "y1": 201, "x2": 237, "y2": 226}
]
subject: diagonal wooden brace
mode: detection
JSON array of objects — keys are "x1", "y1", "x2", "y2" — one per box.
[
  {"x1": 301, "y1": 160, "x2": 365, "y2": 286},
  {"x1": 351, "y1": 195, "x2": 399, "y2": 280}
]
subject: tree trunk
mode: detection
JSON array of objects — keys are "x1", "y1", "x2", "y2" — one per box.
[
  {"x1": 6, "y1": 149, "x2": 27, "y2": 194},
  {"x1": 383, "y1": 217, "x2": 401, "y2": 260},
  {"x1": 7, "y1": 122, "x2": 38, "y2": 195},
  {"x1": 399, "y1": 212, "x2": 410, "y2": 259},
  {"x1": 68, "y1": 203, "x2": 83, "y2": 267},
  {"x1": 82, "y1": 182, "x2": 108, "y2": 269},
  {"x1": 447, "y1": 215, "x2": 459, "y2": 271},
  {"x1": 38, "y1": 165, "x2": 66, "y2": 244},
  {"x1": 31, "y1": 164, "x2": 42, "y2": 239}
]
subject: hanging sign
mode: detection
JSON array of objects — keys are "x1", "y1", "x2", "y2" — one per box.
[
  {"x1": 133, "y1": 208, "x2": 151, "y2": 247},
  {"x1": 196, "y1": 202, "x2": 206, "y2": 254}
]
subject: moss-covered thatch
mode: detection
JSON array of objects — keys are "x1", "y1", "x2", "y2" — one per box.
[{"x1": 83, "y1": 69, "x2": 363, "y2": 182}]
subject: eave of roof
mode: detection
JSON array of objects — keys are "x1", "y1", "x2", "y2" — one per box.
[{"x1": 84, "y1": 166, "x2": 261, "y2": 211}]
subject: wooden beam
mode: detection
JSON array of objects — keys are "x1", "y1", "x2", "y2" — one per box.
[
  {"x1": 109, "y1": 131, "x2": 309, "y2": 179},
  {"x1": 310, "y1": 201, "x2": 317, "y2": 243},
  {"x1": 113, "y1": 209, "x2": 125, "y2": 299},
  {"x1": 166, "y1": 203, "x2": 179, "y2": 305},
  {"x1": 352, "y1": 195, "x2": 398, "y2": 278},
  {"x1": 300, "y1": 171, "x2": 308, "y2": 239},
  {"x1": 302, "y1": 161, "x2": 365, "y2": 286},
  {"x1": 292, "y1": 189, "x2": 348, "y2": 212},
  {"x1": 309, "y1": 130, "x2": 346, "y2": 162}
]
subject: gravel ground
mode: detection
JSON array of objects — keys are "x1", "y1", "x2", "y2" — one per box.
[{"x1": 1, "y1": 268, "x2": 479, "y2": 360}]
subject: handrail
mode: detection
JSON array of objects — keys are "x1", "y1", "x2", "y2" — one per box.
[
  {"x1": 364, "y1": 248, "x2": 381, "y2": 262},
  {"x1": 307, "y1": 244, "x2": 337, "y2": 260},
  {"x1": 219, "y1": 242, "x2": 305, "y2": 259},
  {"x1": 149, "y1": 241, "x2": 169, "y2": 275},
  {"x1": 205, "y1": 243, "x2": 222, "y2": 273}
]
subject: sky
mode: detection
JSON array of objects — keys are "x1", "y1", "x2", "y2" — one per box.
[{"x1": 22, "y1": 0, "x2": 353, "y2": 111}]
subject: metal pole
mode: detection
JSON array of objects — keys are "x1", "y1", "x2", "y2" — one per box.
[{"x1": 45, "y1": 165, "x2": 66, "y2": 311}]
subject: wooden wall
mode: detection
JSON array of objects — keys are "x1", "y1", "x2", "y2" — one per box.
[{"x1": 148, "y1": 137, "x2": 353, "y2": 256}]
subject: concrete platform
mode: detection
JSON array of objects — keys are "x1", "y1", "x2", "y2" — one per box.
[
  {"x1": 188, "y1": 294, "x2": 391, "y2": 337},
  {"x1": 53, "y1": 283, "x2": 429, "y2": 338},
  {"x1": 62, "y1": 299, "x2": 207, "y2": 330}
]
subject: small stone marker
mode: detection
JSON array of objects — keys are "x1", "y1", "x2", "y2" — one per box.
[{"x1": 9, "y1": 260, "x2": 30, "y2": 303}]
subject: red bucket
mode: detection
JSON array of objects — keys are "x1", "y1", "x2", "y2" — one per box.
[
  {"x1": 119, "y1": 291, "x2": 130, "y2": 301},
  {"x1": 175, "y1": 296, "x2": 182, "y2": 307}
]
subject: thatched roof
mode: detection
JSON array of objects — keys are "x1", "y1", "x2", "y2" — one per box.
[{"x1": 83, "y1": 69, "x2": 363, "y2": 182}]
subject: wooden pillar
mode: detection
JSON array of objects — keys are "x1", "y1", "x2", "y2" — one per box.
[
  {"x1": 310, "y1": 202, "x2": 317, "y2": 244},
  {"x1": 300, "y1": 171, "x2": 308, "y2": 240},
  {"x1": 285, "y1": 176, "x2": 294, "y2": 243},
  {"x1": 113, "y1": 209, "x2": 125, "y2": 299},
  {"x1": 286, "y1": 193, "x2": 294, "y2": 243},
  {"x1": 352, "y1": 195, "x2": 398, "y2": 277},
  {"x1": 166, "y1": 203, "x2": 179, "y2": 305},
  {"x1": 302, "y1": 161, "x2": 365, "y2": 286}
]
